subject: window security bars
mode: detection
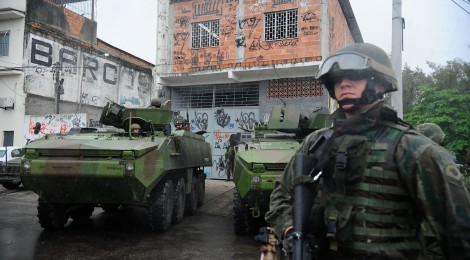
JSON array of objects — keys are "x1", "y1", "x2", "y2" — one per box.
[
  {"x1": 171, "y1": 83, "x2": 260, "y2": 109},
  {"x1": 265, "y1": 9, "x2": 298, "y2": 41},
  {"x1": 191, "y1": 20, "x2": 220, "y2": 49},
  {"x1": 0, "y1": 31, "x2": 10, "y2": 56}
]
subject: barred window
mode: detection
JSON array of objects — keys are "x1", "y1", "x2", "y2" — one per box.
[
  {"x1": 191, "y1": 20, "x2": 220, "y2": 49},
  {"x1": 0, "y1": 31, "x2": 10, "y2": 56},
  {"x1": 171, "y1": 83, "x2": 259, "y2": 109},
  {"x1": 265, "y1": 9, "x2": 298, "y2": 41}
]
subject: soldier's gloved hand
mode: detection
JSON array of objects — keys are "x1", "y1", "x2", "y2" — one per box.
[{"x1": 281, "y1": 227, "x2": 294, "y2": 257}]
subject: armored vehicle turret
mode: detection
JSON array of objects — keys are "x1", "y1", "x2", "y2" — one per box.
[
  {"x1": 21, "y1": 100, "x2": 211, "y2": 232},
  {"x1": 232, "y1": 105, "x2": 331, "y2": 234}
]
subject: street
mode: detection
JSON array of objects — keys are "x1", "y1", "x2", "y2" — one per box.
[{"x1": 0, "y1": 180, "x2": 260, "y2": 260}]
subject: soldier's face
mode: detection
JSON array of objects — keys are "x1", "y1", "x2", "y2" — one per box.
[{"x1": 333, "y1": 76, "x2": 367, "y2": 110}]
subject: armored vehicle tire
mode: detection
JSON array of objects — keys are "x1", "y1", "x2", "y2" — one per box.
[
  {"x1": 2, "y1": 182, "x2": 20, "y2": 190},
  {"x1": 233, "y1": 189, "x2": 249, "y2": 234},
  {"x1": 233, "y1": 189, "x2": 262, "y2": 235},
  {"x1": 172, "y1": 178, "x2": 186, "y2": 224},
  {"x1": 37, "y1": 199, "x2": 69, "y2": 230},
  {"x1": 149, "y1": 179, "x2": 174, "y2": 232},
  {"x1": 197, "y1": 173, "x2": 205, "y2": 207},
  {"x1": 185, "y1": 175, "x2": 198, "y2": 216},
  {"x1": 70, "y1": 206, "x2": 94, "y2": 222}
]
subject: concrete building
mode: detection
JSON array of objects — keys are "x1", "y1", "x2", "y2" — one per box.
[
  {"x1": 0, "y1": 0, "x2": 26, "y2": 147},
  {"x1": 0, "y1": 0, "x2": 154, "y2": 147},
  {"x1": 153, "y1": 0, "x2": 362, "y2": 179}
]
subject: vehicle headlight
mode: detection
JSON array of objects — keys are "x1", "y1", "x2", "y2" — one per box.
[
  {"x1": 23, "y1": 160, "x2": 31, "y2": 171},
  {"x1": 251, "y1": 175, "x2": 261, "y2": 184},
  {"x1": 125, "y1": 162, "x2": 134, "y2": 171}
]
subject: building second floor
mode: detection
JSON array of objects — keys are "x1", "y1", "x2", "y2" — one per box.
[{"x1": 154, "y1": 0, "x2": 362, "y2": 86}]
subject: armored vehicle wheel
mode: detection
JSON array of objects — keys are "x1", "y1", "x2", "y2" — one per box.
[
  {"x1": 37, "y1": 198, "x2": 69, "y2": 230},
  {"x1": 185, "y1": 174, "x2": 198, "y2": 216},
  {"x1": 149, "y1": 179, "x2": 174, "y2": 232},
  {"x1": 172, "y1": 178, "x2": 186, "y2": 224},
  {"x1": 70, "y1": 205, "x2": 94, "y2": 222},
  {"x1": 233, "y1": 189, "x2": 249, "y2": 234},
  {"x1": 197, "y1": 173, "x2": 205, "y2": 207},
  {"x1": 2, "y1": 182, "x2": 20, "y2": 190}
]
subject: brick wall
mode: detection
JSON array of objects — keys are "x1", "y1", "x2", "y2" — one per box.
[
  {"x1": 170, "y1": 0, "x2": 323, "y2": 73},
  {"x1": 328, "y1": 0, "x2": 354, "y2": 54},
  {"x1": 28, "y1": 0, "x2": 97, "y2": 43}
]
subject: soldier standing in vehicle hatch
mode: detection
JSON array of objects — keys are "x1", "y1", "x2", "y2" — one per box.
[{"x1": 265, "y1": 43, "x2": 470, "y2": 259}]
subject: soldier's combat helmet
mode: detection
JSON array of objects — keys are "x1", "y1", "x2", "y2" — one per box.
[
  {"x1": 316, "y1": 43, "x2": 397, "y2": 108},
  {"x1": 416, "y1": 123, "x2": 446, "y2": 144}
]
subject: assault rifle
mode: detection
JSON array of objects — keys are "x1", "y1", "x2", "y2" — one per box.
[{"x1": 284, "y1": 130, "x2": 334, "y2": 260}]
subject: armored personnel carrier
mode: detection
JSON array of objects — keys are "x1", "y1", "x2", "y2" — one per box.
[
  {"x1": 232, "y1": 105, "x2": 331, "y2": 234},
  {"x1": 20, "y1": 100, "x2": 211, "y2": 232}
]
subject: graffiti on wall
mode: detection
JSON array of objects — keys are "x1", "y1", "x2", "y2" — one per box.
[
  {"x1": 193, "y1": 0, "x2": 223, "y2": 18},
  {"x1": 248, "y1": 0, "x2": 268, "y2": 12},
  {"x1": 172, "y1": 0, "x2": 321, "y2": 73},
  {"x1": 191, "y1": 111, "x2": 209, "y2": 130},
  {"x1": 272, "y1": 0, "x2": 294, "y2": 7},
  {"x1": 25, "y1": 34, "x2": 151, "y2": 108},
  {"x1": 236, "y1": 111, "x2": 257, "y2": 131},
  {"x1": 23, "y1": 113, "x2": 87, "y2": 140},
  {"x1": 214, "y1": 108, "x2": 231, "y2": 128}
]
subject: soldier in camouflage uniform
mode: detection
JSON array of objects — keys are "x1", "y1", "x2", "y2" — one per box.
[
  {"x1": 225, "y1": 134, "x2": 237, "y2": 181},
  {"x1": 416, "y1": 123, "x2": 445, "y2": 144},
  {"x1": 265, "y1": 43, "x2": 470, "y2": 259}
]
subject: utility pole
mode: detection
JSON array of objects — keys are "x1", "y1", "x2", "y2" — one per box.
[
  {"x1": 54, "y1": 63, "x2": 64, "y2": 114},
  {"x1": 391, "y1": 0, "x2": 404, "y2": 118}
]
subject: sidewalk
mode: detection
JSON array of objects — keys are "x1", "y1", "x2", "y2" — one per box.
[{"x1": 198, "y1": 179, "x2": 235, "y2": 217}]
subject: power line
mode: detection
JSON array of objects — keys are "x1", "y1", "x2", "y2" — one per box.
[
  {"x1": 0, "y1": 78, "x2": 26, "y2": 99},
  {"x1": 451, "y1": 0, "x2": 470, "y2": 15}
]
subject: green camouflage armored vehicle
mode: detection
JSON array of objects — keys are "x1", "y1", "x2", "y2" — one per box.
[
  {"x1": 232, "y1": 105, "x2": 331, "y2": 234},
  {"x1": 20, "y1": 100, "x2": 211, "y2": 232}
]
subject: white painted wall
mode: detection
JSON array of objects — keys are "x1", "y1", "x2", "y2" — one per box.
[
  {"x1": 172, "y1": 107, "x2": 259, "y2": 179},
  {"x1": 0, "y1": 0, "x2": 27, "y2": 147},
  {"x1": 24, "y1": 34, "x2": 152, "y2": 109},
  {"x1": 23, "y1": 113, "x2": 87, "y2": 141},
  {"x1": 0, "y1": 0, "x2": 26, "y2": 12}
]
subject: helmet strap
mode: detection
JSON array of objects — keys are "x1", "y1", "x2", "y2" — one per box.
[{"x1": 337, "y1": 77, "x2": 383, "y2": 112}]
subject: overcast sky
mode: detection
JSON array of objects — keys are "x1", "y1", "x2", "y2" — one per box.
[{"x1": 96, "y1": 0, "x2": 470, "y2": 73}]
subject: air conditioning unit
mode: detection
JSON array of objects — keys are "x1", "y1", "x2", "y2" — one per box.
[{"x1": 0, "y1": 97, "x2": 14, "y2": 110}]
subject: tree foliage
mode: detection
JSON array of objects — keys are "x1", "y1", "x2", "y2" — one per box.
[
  {"x1": 403, "y1": 59, "x2": 470, "y2": 161},
  {"x1": 402, "y1": 64, "x2": 433, "y2": 114},
  {"x1": 404, "y1": 86, "x2": 470, "y2": 162},
  {"x1": 427, "y1": 59, "x2": 470, "y2": 92}
]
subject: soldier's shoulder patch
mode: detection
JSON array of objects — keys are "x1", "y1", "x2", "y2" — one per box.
[{"x1": 445, "y1": 164, "x2": 464, "y2": 183}]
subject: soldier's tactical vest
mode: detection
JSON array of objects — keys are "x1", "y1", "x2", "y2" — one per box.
[{"x1": 314, "y1": 121, "x2": 422, "y2": 258}]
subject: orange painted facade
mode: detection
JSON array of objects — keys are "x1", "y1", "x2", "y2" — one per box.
[{"x1": 170, "y1": 0, "x2": 330, "y2": 73}]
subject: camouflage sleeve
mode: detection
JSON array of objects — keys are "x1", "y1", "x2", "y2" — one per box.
[
  {"x1": 265, "y1": 129, "x2": 329, "y2": 239},
  {"x1": 396, "y1": 132, "x2": 470, "y2": 258}
]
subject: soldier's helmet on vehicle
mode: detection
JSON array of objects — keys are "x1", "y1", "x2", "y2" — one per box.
[
  {"x1": 131, "y1": 123, "x2": 141, "y2": 136},
  {"x1": 174, "y1": 119, "x2": 186, "y2": 130},
  {"x1": 416, "y1": 123, "x2": 445, "y2": 144},
  {"x1": 316, "y1": 43, "x2": 398, "y2": 104}
]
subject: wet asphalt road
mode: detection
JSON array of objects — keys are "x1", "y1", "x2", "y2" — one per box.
[{"x1": 0, "y1": 180, "x2": 260, "y2": 260}]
